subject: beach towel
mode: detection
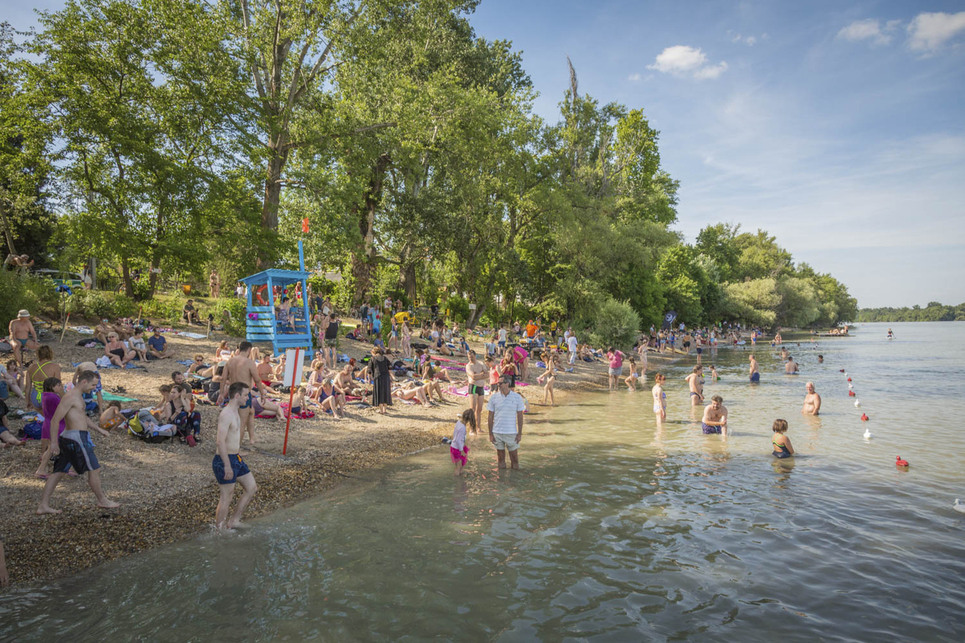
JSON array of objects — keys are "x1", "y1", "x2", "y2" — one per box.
[
  {"x1": 176, "y1": 359, "x2": 195, "y2": 367},
  {"x1": 448, "y1": 386, "x2": 470, "y2": 397},
  {"x1": 101, "y1": 392, "x2": 138, "y2": 403}
]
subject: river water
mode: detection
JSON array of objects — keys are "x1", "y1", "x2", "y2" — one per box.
[{"x1": 2, "y1": 322, "x2": 964, "y2": 641}]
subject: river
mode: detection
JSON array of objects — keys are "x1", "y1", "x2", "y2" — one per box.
[{"x1": 2, "y1": 321, "x2": 964, "y2": 641}]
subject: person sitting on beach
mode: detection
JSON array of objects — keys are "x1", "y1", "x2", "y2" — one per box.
[
  {"x1": 0, "y1": 397, "x2": 24, "y2": 447},
  {"x1": 7, "y1": 309, "x2": 40, "y2": 365},
  {"x1": 771, "y1": 419, "x2": 794, "y2": 458},
  {"x1": 701, "y1": 395, "x2": 728, "y2": 435},
  {"x1": 306, "y1": 362, "x2": 330, "y2": 399},
  {"x1": 256, "y1": 353, "x2": 276, "y2": 388},
  {"x1": 128, "y1": 327, "x2": 148, "y2": 362},
  {"x1": 252, "y1": 391, "x2": 285, "y2": 419},
  {"x1": 104, "y1": 333, "x2": 136, "y2": 367},
  {"x1": 802, "y1": 382, "x2": 821, "y2": 416},
  {"x1": 334, "y1": 364, "x2": 363, "y2": 398},
  {"x1": 181, "y1": 299, "x2": 200, "y2": 325},
  {"x1": 147, "y1": 329, "x2": 173, "y2": 360},
  {"x1": 420, "y1": 370, "x2": 446, "y2": 403},
  {"x1": 785, "y1": 356, "x2": 799, "y2": 374},
  {"x1": 1, "y1": 359, "x2": 25, "y2": 400},
  {"x1": 314, "y1": 379, "x2": 345, "y2": 418},
  {"x1": 186, "y1": 354, "x2": 207, "y2": 375}
]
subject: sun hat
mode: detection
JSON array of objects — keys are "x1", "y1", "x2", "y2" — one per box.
[
  {"x1": 17, "y1": 309, "x2": 30, "y2": 317},
  {"x1": 77, "y1": 361, "x2": 98, "y2": 372}
]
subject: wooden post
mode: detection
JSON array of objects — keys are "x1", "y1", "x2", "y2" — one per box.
[{"x1": 60, "y1": 313, "x2": 71, "y2": 343}]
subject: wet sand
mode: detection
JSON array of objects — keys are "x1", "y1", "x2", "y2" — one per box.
[{"x1": 0, "y1": 327, "x2": 682, "y2": 586}]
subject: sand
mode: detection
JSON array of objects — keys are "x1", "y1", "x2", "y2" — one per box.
[{"x1": 0, "y1": 325, "x2": 681, "y2": 586}]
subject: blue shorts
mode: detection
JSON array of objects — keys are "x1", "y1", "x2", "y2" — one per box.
[
  {"x1": 750, "y1": 372, "x2": 760, "y2": 383},
  {"x1": 702, "y1": 423, "x2": 721, "y2": 434},
  {"x1": 773, "y1": 450, "x2": 792, "y2": 459},
  {"x1": 212, "y1": 453, "x2": 251, "y2": 484},
  {"x1": 240, "y1": 392, "x2": 252, "y2": 409}
]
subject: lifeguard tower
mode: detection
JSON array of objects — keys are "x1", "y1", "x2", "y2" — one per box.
[{"x1": 240, "y1": 240, "x2": 313, "y2": 356}]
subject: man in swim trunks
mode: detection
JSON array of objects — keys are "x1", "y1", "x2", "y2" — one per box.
[
  {"x1": 213, "y1": 381, "x2": 258, "y2": 530},
  {"x1": 802, "y1": 381, "x2": 821, "y2": 416},
  {"x1": 701, "y1": 395, "x2": 728, "y2": 435},
  {"x1": 217, "y1": 342, "x2": 269, "y2": 449},
  {"x1": 685, "y1": 365, "x2": 704, "y2": 406},
  {"x1": 7, "y1": 309, "x2": 39, "y2": 366},
  {"x1": 36, "y1": 371, "x2": 120, "y2": 515},
  {"x1": 749, "y1": 354, "x2": 760, "y2": 383},
  {"x1": 465, "y1": 350, "x2": 487, "y2": 432}
]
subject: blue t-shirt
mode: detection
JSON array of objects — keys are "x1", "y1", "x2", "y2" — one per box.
[{"x1": 148, "y1": 335, "x2": 166, "y2": 351}]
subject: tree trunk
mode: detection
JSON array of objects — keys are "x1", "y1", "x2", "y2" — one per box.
[
  {"x1": 466, "y1": 301, "x2": 487, "y2": 329},
  {"x1": 121, "y1": 256, "x2": 133, "y2": 298},
  {"x1": 0, "y1": 202, "x2": 17, "y2": 255},
  {"x1": 350, "y1": 154, "x2": 390, "y2": 305},
  {"x1": 400, "y1": 259, "x2": 417, "y2": 304}
]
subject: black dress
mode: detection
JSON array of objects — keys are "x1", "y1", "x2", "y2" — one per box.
[{"x1": 371, "y1": 355, "x2": 392, "y2": 406}]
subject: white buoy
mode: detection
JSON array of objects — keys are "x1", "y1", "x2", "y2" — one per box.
[
  {"x1": 848, "y1": 383, "x2": 854, "y2": 390},
  {"x1": 854, "y1": 400, "x2": 861, "y2": 408},
  {"x1": 954, "y1": 499, "x2": 965, "y2": 514},
  {"x1": 863, "y1": 428, "x2": 872, "y2": 440}
]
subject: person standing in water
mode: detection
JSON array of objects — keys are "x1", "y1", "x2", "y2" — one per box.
[
  {"x1": 749, "y1": 354, "x2": 760, "y2": 383},
  {"x1": 685, "y1": 365, "x2": 704, "y2": 406},
  {"x1": 652, "y1": 373, "x2": 667, "y2": 423},
  {"x1": 802, "y1": 382, "x2": 821, "y2": 416}
]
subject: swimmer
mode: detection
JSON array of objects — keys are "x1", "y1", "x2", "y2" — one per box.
[
  {"x1": 709, "y1": 365, "x2": 718, "y2": 382},
  {"x1": 801, "y1": 381, "x2": 821, "y2": 416},
  {"x1": 785, "y1": 356, "x2": 799, "y2": 374},
  {"x1": 749, "y1": 355, "x2": 760, "y2": 383},
  {"x1": 817, "y1": 354, "x2": 824, "y2": 364},
  {"x1": 771, "y1": 419, "x2": 794, "y2": 458}
]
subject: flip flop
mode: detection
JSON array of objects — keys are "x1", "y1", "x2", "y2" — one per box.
[{"x1": 35, "y1": 473, "x2": 48, "y2": 480}]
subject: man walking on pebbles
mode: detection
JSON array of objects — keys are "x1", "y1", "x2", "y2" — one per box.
[
  {"x1": 487, "y1": 375, "x2": 526, "y2": 470},
  {"x1": 213, "y1": 382, "x2": 258, "y2": 530},
  {"x1": 36, "y1": 371, "x2": 120, "y2": 515}
]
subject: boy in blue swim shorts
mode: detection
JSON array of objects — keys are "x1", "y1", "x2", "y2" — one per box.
[{"x1": 213, "y1": 381, "x2": 258, "y2": 530}]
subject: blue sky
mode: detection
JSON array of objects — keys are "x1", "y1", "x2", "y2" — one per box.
[
  {"x1": 467, "y1": 0, "x2": 965, "y2": 308},
  {"x1": 4, "y1": 1, "x2": 964, "y2": 308}
]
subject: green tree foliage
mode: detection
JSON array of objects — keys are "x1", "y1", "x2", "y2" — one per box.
[
  {"x1": 857, "y1": 302, "x2": 964, "y2": 322},
  {"x1": 586, "y1": 297, "x2": 640, "y2": 350}
]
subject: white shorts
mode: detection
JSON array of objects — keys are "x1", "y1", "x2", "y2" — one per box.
[{"x1": 492, "y1": 433, "x2": 518, "y2": 451}]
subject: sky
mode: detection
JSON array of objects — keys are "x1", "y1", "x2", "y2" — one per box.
[{"x1": 3, "y1": 0, "x2": 964, "y2": 308}]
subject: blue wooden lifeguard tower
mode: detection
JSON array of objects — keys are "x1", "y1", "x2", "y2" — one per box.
[{"x1": 240, "y1": 240, "x2": 313, "y2": 356}]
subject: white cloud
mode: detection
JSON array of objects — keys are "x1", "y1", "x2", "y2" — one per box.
[
  {"x1": 647, "y1": 45, "x2": 728, "y2": 80},
  {"x1": 837, "y1": 18, "x2": 896, "y2": 46},
  {"x1": 628, "y1": 72, "x2": 642, "y2": 81},
  {"x1": 907, "y1": 11, "x2": 965, "y2": 52},
  {"x1": 731, "y1": 33, "x2": 757, "y2": 46}
]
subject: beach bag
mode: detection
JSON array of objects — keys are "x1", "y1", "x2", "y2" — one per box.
[{"x1": 21, "y1": 421, "x2": 42, "y2": 440}]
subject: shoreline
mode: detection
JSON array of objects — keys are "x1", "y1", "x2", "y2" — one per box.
[{"x1": 0, "y1": 329, "x2": 686, "y2": 587}]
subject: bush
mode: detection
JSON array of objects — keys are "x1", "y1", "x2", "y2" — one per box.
[
  {"x1": 138, "y1": 294, "x2": 187, "y2": 326},
  {"x1": 586, "y1": 297, "x2": 640, "y2": 350},
  {"x1": 0, "y1": 271, "x2": 60, "y2": 322},
  {"x1": 212, "y1": 297, "x2": 247, "y2": 337},
  {"x1": 64, "y1": 289, "x2": 138, "y2": 321},
  {"x1": 443, "y1": 295, "x2": 469, "y2": 324}
]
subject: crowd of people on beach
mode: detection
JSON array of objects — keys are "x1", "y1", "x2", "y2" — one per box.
[{"x1": 0, "y1": 293, "x2": 835, "y2": 562}]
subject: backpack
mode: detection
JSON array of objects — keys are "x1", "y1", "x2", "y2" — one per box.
[
  {"x1": 21, "y1": 421, "x2": 42, "y2": 440},
  {"x1": 128, "y1": 409, "x2": 174, "y2": 443}
]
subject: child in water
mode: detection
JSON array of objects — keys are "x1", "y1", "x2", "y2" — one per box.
[
  {"x1": 709, "y1": 365, "x2": 718, "y2": 382},
  {"x1": 772, "y1": 419, "x2": 794, "y2": 458},
  {"x1": 624, "y1": 358, "x2": 639, "y2": 391},
  {"x1": 450, "y1": 408, "x2": 475, "y2": 476}
]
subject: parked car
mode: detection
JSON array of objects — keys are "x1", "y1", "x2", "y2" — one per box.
[{"x1": 32, "y1": 269, "x2": 85, "y2": 291}]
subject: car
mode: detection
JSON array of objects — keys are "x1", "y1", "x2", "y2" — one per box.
[{"x1": 32, "y1": 269, "x2": 85, "y2": 291}]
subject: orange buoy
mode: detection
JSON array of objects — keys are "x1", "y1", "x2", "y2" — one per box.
[
  {"x1": 848, "y1": 390, "x2": 856, "y2": 397},
  {"x1": 896, "y1": 456, "x2": 909, "y2": 468},
  {"x1": 861, "y1": 413, "x2": 869, "y2": 421}
]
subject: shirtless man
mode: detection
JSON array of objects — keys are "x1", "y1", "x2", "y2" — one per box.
[
  {"x1": 465, "y1": 350, "x2": 487, "y2": 431},
  {"x1": 685, "y1": 365, "x2": 704, "y2": 406},
  {"x1": 802, "y1": 381, "x2": 821, "y2": 416},
  {"x1": 36, "y1": 371, "x2": 120, "y2": 514},
  {"x1": 701, "y1": 395, "x2": 728, "y2": 436},
  {"x1": 217, "y1": 342, "x2": 269, "y2": 449},
  {"x1": 213, "y1": 382, "x2": 258, "y2": 530},
  {"x1": 785, "y1": 356, "x2": 799, "y2": 374},
  {"x1": 8, "y1": 310, "x2": 39, "y2": 365},
  {"x1": 749, "y1": 354, "x2": 760, "y2": 383}
]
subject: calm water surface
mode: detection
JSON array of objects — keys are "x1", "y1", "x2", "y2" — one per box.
[{"x1": 2, "y1": 322, "x2": 964, "y2": 641}]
